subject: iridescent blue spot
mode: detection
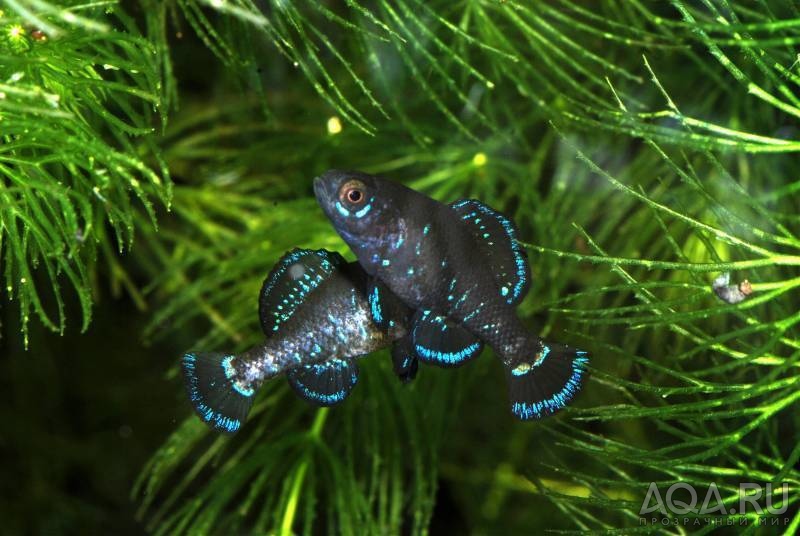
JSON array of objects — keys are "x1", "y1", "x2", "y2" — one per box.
[
  {"x1": 501, "y1": 286, "x2": 509, "y2": 297},
  {"x1": 335, "y1": 201, "x2": 349, "y2": 217},
  {"x1": 354, "y1": 203, "x2": 372, "y2": 218},
  {"x1": 463, "y1": 308, "x2": 480, "y2": 321},
  {"x1": 407, "y1": 267, "x2": 415, "y2": 275},
  {"x1": 300, "y1": 385, "x2": 348, "y2": 405},
  {"x1": 535, "y1": 345, "x2": 551, "y2": 366},
  {"x1": 511, "y1": 364, "x2": 532, "y2": 376},
  {"x1": 382, "y1": 259, "x2": 391, "y2": 267},
  {"x1": 423, "y1": 224, "x2": 431, "y2": 235},
  {"x1": 415, "y1": 342, "x2": 481, "y2": 365},
  {"x1": 369, "y1": 285, "x2": 383, "y2": 324}
]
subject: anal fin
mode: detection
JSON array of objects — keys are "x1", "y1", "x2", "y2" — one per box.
[
  {"x1": 412, "y1": 310, "x2": 483, "y2": 367},
  {"x1": 287, "y1": 358, "x2": 359, "y2": 406}
]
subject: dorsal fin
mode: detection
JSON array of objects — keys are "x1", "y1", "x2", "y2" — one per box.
[
  {"x1": 287, "y1": 358, "x2": 359, "y2": 406},
  {"x1": 450, "y1": 199, "x2": 531, "y2": 305},
  {"x1": 412, "y1": 310, "x2": 483, "y2": 367},
  {"x1": 259, "y1": 249, "x2": 344, "y2": 336}
]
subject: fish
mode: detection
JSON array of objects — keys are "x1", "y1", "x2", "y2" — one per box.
[
  {"x1": 313, "y1": 170, "x2": 589, "y2": 420},
  {"x1": 181, "y1": 248, "x2": 415, "y2": 434}
]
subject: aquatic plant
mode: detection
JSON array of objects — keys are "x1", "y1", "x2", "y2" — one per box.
[{"x1": 3, "y1": 1, "x2": 799, "y2": 533}]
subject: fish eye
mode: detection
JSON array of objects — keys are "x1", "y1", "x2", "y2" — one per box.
[{"x1": 339, "y1": 180, "x2": 367, "y2": 206}]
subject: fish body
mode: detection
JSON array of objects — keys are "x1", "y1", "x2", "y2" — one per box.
[
  {"x1": 238, "y1": 252, "x2": 406, "y2": 388},
  {"x1": 181, "y1": 248, "x2": 411, "y2": 433},
  {"x1": 314, "y1": 170, "x2": 588, "y2": 420}
]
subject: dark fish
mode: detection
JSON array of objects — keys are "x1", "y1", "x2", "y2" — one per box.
[
  {"x1": 181, "y1": 248, "x2": 411, "y2": 433},
  {"x1": 314, "y1": 170, "x2": 589, "y2": 420}
]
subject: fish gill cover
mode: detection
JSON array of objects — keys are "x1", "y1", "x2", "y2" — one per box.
[{"x1": 0, "y1": 0, "x2": 799, "y2": 534}]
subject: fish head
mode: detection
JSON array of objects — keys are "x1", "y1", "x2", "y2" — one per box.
[{"x1": 314, "y1": 170, "x2": 400, "y2": 262}]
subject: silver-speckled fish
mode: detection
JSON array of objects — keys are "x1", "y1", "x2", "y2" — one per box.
[{"x1": 181, "y1": 248, "x2": 412, "y2": 433}]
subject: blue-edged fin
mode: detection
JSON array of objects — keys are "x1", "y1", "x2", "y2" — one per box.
[
  {"x1": 259, "y1": 248, "x2": 345, "y2": 336},
  {"x1": 181, "y1": 352, "x2": 255, "y2": 434},
  {"x1": 391, "y1": 335, "x2": 418, "y2": 383},
  {"x1": 412, "y1": 309, "x2": 483, "y2": 367},
  {"x1": 367, "y1": 277, "x2": 411, "y2": 332},
  {"x1": 504, "y1": 343, "x2": 588, "y2": 420},
  {"x1": 287, "y1": 358, "x2": 359, "y2": 406},
  {"x1": 450, "y1": 199, "x2": 531, "y2": 305}
]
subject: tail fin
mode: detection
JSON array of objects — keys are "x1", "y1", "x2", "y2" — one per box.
[
  {"x1": 503, "y1": 343, "x2": 588, "y2": 420},
  {"x1": 181, "y1": 352, "x2": 256, "y2": 434}
]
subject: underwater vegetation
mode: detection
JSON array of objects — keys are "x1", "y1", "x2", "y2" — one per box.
[{"x1": 2, "y1": 0, "x2": 800, "y2": 534}]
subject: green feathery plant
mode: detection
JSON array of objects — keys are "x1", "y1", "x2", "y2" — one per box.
[
  {"x1": 4, "y1": 0, "x2": 800, "y2": 533},
  {"x1": 0, "y1": 0, "x2": 171, "y2": 345}
]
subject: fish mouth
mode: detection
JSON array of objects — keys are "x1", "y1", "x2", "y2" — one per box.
[
  {"x1": 313, "y1": 170, "x2": 346, "y2": 210},
  {"x1": 312, "y1": 176, "x2": 330, "y2": 207},
  {"x1": 312, "y1": 175, "x2": 324, "y2": 196}
]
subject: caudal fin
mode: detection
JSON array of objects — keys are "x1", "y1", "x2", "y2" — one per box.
[
  {"x1": 181, "y1": 352, "x2": 256, "y2": 434},
  {"x1": 503, "y1": 343, "x2": 588, "y2": 420}
]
